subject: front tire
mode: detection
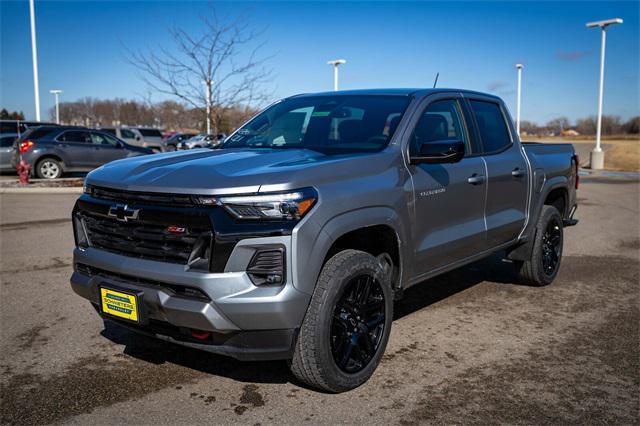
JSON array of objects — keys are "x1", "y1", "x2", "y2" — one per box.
[
  {"x1": 290, "y1": 250, "x2": 393, "y2": 393},
  {"x1": 516, "y1": 205, "x2": 564, "y2": 286},
  {"x1": 35, "y1": 158, "x2": 62, "y2": 179}
]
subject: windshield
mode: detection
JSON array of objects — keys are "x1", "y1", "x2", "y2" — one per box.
[{"x1": 222, "y1": 95, "x2": 411, "y2": 154}]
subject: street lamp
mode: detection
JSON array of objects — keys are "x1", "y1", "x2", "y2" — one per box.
[
  {"x1": 586, "y1": 18, "x2": 623, "y2": 170},
  {"x1": 50, "y1": 90, "x2": 62, "y2": 124},
  {"x1": 327, "y1": 59, "x2": 346, "y2": 91},
  {"x1": 29, "y1": 0, "x2": 41, "y2": 121},
  {"x1": 515, "y1": 64, "x2": 524, "y2": 137}
]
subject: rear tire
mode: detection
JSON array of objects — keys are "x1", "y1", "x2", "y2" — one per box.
[
  {"x1": 290, "y1": 250, "x2": 393, "y2": 393},
  {"x1": 35, "y1": 158, "x2": 62, "y2": 179},
  {"x1": 516, "y1": 205, "x2": 564, "y2": 286},
  {"x1": 166, "y1": 145, "x2": 177, "y2": 152}
]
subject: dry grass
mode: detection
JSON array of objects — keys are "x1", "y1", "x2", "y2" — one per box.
[{"x1": 525, "y1": 136, "x2": 640, "y2": 172}]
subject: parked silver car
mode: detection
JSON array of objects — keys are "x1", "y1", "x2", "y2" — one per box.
[
  {"x1": 0, "y1": 133, "x2": 18, "y2": 172},
  {"x1": 181, "y1": 133, "x2": 216, "y2": 149},
  {"x1": 134, "y1": 128, "x2": 164, "y2": 151}
]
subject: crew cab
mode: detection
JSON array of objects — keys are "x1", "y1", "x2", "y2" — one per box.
[{"x1": 70, "y1": 89, "x2": 578, "y2": 392}]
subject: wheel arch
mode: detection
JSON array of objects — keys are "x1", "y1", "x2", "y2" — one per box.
[
  {"x1": 508, "y1": 177, "x2": 569, "y2": 262},
  {"x1": 34, "y1": 154, "x2": 66, "y2": 174},
  {"x1": 292, "y1": 207, "x2": 408, "y2": 296}
]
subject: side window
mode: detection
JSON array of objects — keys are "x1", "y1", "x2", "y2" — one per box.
[
  {"x1": 90, "y1": 133, "x2": 119, "y2": 145},
  {"x1": 59, "y1": 131, "x2": 90, "y2": 143},
  {"x1": 0, "y1": 122, "x2": 17, "y2": 134},
  {"x1": 0, "y1": 136, "x2": 16, "y2": 148},
  {"x1": 121, "y1": 129, "x2": 136, "y2": 139},
  {"x1": 469, "y1": 100, "x2": 511, "y2": 153},
  {"x1": 411, "y1": 100, "x2": 467, "y2": 153}
]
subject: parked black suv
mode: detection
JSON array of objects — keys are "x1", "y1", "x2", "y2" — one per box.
[{"x1": 13, "y1": 126, "x2": 153, "y2": 179}]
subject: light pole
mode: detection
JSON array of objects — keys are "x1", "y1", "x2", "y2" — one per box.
[
  {"x1": 586, "y1": 18, "x2": 623, "y2": 170},
  {"x1": 515, "y1": 64, "x2": 524, "y2": 137},
  {"x1": 50, "y1": 90, "x2": 62, "y2": 124},
  {"x1": 204, "y1": 79, "x2": 212, "y2": 134},
  {"x1": 327, "y1": 59, "x2": 346, "y2": 91},
  {"x1": 29, "y1": 0, "x2": 41, "y2": 121}
]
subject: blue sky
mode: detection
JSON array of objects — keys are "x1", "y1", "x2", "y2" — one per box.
[{"x1": 1, "y1": 0, "x2": 638, "y2": 124}]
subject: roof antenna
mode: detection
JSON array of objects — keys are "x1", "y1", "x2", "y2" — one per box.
[{"x1": 433, "y1": 72, "x2": 439, "y2": 88}]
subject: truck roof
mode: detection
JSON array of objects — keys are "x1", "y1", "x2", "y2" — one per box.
[{"x1": 292, "y1": 88, "x2": 501, "y2": 99}]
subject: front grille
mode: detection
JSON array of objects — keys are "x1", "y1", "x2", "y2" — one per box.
[
  {"x1": 81, "y1": 213, "x2": 210, "y2": 264},
  {"x1": 90, "y1": 186, "x2": 197, "y2": 207},
  {"x1": 77, "y1": 263, "x2": 210, "y2": 301}
]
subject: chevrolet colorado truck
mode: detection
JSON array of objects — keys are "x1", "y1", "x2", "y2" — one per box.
[{"x1": 70, "y1": 89, "x2": 578, "y2": 392}]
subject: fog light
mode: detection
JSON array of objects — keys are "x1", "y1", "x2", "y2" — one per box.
[{"x1": 247, "y1": 247, "x2": 285, "y2": 286}]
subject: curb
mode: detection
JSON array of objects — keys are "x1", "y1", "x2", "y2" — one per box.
[{"x1": 0, "y1": 187, "x2": 83, "y2": 194}]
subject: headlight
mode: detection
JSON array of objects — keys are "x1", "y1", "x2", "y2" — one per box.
[
  {"x1": 83, "y1": 183, "x2": 92, "y2": 195},
  {"x1": 197, "y1": 188, "x2": 317, "y2": 220}
]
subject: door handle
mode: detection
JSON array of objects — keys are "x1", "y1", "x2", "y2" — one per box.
[
  {"x1": 467, "y1": 174, "x2": 485, "y2": 185},
  {"x1": 512, "y1": 168, "x2": 525, "y2": 178}
]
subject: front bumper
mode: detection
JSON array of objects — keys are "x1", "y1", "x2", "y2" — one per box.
[{"x1": 70, "y1": 236, "x2": 311, "y2": 360}]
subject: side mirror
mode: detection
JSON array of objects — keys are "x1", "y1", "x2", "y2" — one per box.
[
  {"x1": 410, "y1": 140, "x2": 465, "y2": 164},
  {"x1": 117, "y1": 141, "x2": 124, "y2": 148},
  {"x1": 135, "y1": 136, "x2": 141, "y2": 141}
]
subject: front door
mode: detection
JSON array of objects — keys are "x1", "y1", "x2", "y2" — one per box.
[
  {"x1": 89, "y1": 132, "x2": 129, "y2": 166},
  {"x1": 408, "y1": 97, "x2": 487, "y2": 275}
]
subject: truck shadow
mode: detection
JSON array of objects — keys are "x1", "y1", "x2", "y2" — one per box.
[
  {"x1": 100, "y1": 251, "x2": 519, "y2": 386},
  {"x1": 394, "y1": 251, "x2": 518, "y2": 320}
]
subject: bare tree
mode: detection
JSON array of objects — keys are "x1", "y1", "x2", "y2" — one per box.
[
  {"x1": 546, "y1": 117, "x2": 571, "y2": 135},
  {"x1": 124, "y1": 7, "x2": 273, "y2": 135}
]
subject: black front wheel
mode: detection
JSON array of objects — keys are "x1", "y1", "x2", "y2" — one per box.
[
  {"x1": 290, "y1": 250, "x2": 393, "y2": 392},
  {"x1": 516, "y1": 205, "x2": 564, "y2": 286}
]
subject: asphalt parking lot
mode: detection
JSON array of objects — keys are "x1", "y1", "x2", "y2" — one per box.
[{"x1": 1, "y1": 175, "x2": 638, "y2": 425}]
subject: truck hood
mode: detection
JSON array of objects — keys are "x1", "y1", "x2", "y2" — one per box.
[{"x1": 86, "y1": 148, "x2": 394, "y2": 195}]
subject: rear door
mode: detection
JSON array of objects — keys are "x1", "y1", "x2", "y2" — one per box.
[
  {"x1": 407, "y1": 94, "x2": 488, "y2": 275},
  {"x1": 466, "y1": 97, "x2": 529, "y2": 248},
  {"x1": 56, "y1": 130, "x2": 94, "y2": 169}
]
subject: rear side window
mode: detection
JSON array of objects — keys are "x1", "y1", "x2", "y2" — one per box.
[
  {"x1": 138, "y1": 128, "x2": 162, "y2": 137},
  {"x1": 23, "y1": 127, "x2": 57, "y2": 140},
  {"x1": 469, "y1": 100, "x2": 511, "y2": 153}
]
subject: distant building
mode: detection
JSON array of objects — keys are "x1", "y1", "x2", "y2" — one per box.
[{"x1": 561, "y1": 129, "x2": 581, "y2": 136}]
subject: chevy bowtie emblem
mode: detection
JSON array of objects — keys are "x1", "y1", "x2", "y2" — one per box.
[{"x1": 107, "y1": 204, "x2": 140, "y2": 222}]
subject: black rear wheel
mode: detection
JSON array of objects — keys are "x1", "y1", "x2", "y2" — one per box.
[{"x1": 516, "y1": 205, "x2": 564, "y2": 286}]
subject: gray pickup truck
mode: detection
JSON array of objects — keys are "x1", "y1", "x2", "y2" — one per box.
[{"x1": 70, "y1": 89, "x2": 578, "y2": 392}]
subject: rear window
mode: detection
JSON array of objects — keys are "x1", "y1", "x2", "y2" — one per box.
[
  {"x1": 22, "y1": 127, "x2": 58, "y2": 140},
  {"x1": 0, "y1": 135, "x2": 16, "y2": 147},
  {"x1": 469, "y1": 100, "x2": 512, "y2": 153},
  {"x1": 138, "y1": 128, "x2": 162, "y2": 137}
]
